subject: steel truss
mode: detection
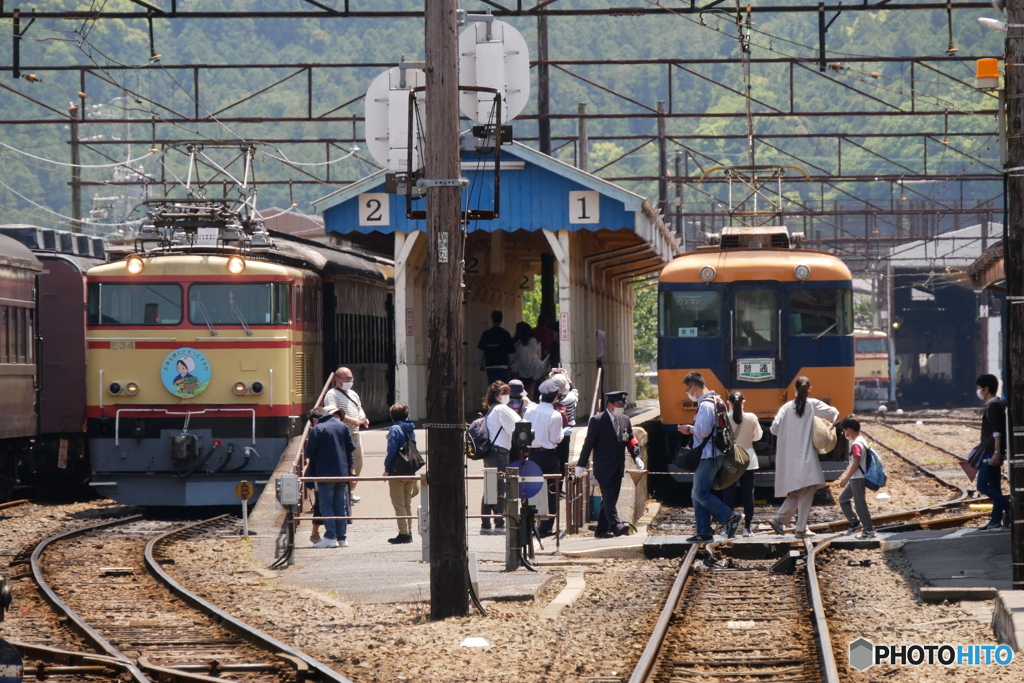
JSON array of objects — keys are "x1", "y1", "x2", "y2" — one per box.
[{"x1": 0, "y1": 2, "x2": 1003, "y2": 262}]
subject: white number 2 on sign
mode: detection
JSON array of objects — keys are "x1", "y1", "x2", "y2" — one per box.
[
  {"x1": 568, "y1": 190, "x2": 599, "y2": 224},
  {"x1": 358, "y1": 193, "x2": 390, "y2": 226}
]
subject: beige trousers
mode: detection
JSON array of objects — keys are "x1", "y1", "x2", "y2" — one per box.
[
  {"x1": 388, "y1": 479, "x2": 419, "y2": 535},
  {"x1": 775, "y1": 484, "x2": 819, "y2": 533},
  {"x1": 351, "y1": 431, "x2": 363, "y2": 476}
]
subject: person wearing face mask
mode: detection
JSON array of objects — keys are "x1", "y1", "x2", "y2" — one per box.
[
  {"x1": 479, "y1": 381, "x2": 519, "y2": 534},
  {"x1": 576, "y1": 391, "x2": 645, "y2": 538},
  {"x1": 324, "y1": 367, "x2": 369, "y2": 502},
  {"x1": 677, "y1": 372, "x2": 743, "y2": 543},
  {"x1": 524, "y1": 379, "x2": 566, "y2": 537},
  {"x1": 975, "y1": 374, "x2": 1011, "y2": 531}
]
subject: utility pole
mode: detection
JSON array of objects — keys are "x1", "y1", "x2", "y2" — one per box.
[
  {"x1": 537, "y1": 13, "x2": 551, "y2": 155},
  {"x1": 424, "y1": 0, "x2": 470, "y2": 618},
  {"x1": 69, "y1": 102, "x2": 82, "y2": 233},
  {"x1": 657, "y1": 101, "x2": 667, "y2": 218},
  {"x1": 1005, "y1": 0, "x2": 1024, "y2": 590}
]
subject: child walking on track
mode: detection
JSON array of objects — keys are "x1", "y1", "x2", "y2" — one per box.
[{"x1": 834, "y1": 415, "x2": 876, "y2": 540}]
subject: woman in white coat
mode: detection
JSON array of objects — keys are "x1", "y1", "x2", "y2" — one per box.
[
  {"x1": 724, "y1": 391, "x2": 762, "y2": 537},
  {"x1": 768, "y1": 376, "x2": 839, "y2": 539}
]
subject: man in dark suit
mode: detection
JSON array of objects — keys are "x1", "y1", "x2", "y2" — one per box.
[{"x1": 576, "y1": 391, "x2": 644, "y2": 538}]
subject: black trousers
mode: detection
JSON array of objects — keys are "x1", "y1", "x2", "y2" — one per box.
[
  {"x1": 595, "y1": 469, "x2": 624, "y2": 535},
  {"x1": 527, "y1": 448, "x2": 559, "y2": 533}
]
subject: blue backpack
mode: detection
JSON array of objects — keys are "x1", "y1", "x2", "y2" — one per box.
[{"x1": 858, "y1": 444, "x2": 887, "y2": 491}]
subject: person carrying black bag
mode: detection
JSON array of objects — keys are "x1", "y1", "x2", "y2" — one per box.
[{"x1": 383, "y1": 403, "x2": 419, "y2": 544}]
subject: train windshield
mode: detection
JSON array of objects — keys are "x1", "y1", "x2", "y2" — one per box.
[
  {"x1": 856, "y1": 337, "x2": 888, "y2": 353},
  {"x1": 188, "y1": 283, "x2": 290, "y2": 325},
  {"x1": 659, "y1": 291, "x2": 721, "y2": 337},
  {"x1": 87, "y1": 283, "x2": 182, "y2": 325},
  {"x1": 790, "y1": 289, "x2": 853, "y2": 337},
  {"x1": 734, "y1": 289, "x2": 777, "y2": 352}
]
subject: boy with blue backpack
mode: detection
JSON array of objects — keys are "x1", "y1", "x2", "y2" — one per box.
[{"x1": 835, "y1": 415, "x2": 878, "y2": 540}]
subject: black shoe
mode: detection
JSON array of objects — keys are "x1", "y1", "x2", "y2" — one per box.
[
  {"x1": 388, "y1": 534, "x2": 413, "y2": 544},
  {"x1": 613, "y1": 524, "x2": 631, "y2": 537},
  {"x1": 685, "y1": 534, "x2": 714, "y2": 544},
  {"x1": 594, "y1": 530, "x2": 614, "y2": 539},
  {"x1": 725, "y1": 511, "x2": 742, "y2": 539},
  {"x1": 537, "y1": 528, "x2": 554, "y2": 539}
]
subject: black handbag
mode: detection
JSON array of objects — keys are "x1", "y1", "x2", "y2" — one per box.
[{"x1": 674, "y1": 432, "x2": 713, "y2": 473}]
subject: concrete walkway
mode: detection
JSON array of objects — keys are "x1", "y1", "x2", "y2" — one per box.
[{"x1": 248, "y1": 411, "x2": 656, "y2": 604}]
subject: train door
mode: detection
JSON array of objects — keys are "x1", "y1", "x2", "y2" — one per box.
[{"x1": 728, "y1": 283, "x2": 783, "y2": 385}]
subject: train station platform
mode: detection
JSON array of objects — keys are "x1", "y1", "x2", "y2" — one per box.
[{"x1": 248, "y1": 412, "x2": 656, "y2": 605}]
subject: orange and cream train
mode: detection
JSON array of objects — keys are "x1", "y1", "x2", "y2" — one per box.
[
  {"x1": 657, "y1": 226, "x2": 854, "y2": 483},
  {"x1": 85, "y1": 202, "x2": 391, "y2": 505}
]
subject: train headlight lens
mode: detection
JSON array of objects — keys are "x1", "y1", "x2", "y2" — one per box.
[
  {"x1": 699, "y1": 266, "x2": 716, "y2": 282},
  {"x1": 250, "y1": 381, "x2": 264, "y2": 395},
  {"x1": 794, "y1": 264, "x2": 811, "y2": 281},
  {"x1": 125, "y1": 382, "x2": 140, "y2": 396},
  {"x1": 227, "y1": 255, "x2": 246, "y2": 274},
  {"x1": 233, "y1": 381, "x2": 248, "y2": 395},
  {"x1": 126, "y1": 256, "x2": 144, "y2": 274},
  {"x1": 108, "y1": 382, "x2": 123, "y2": 395}
]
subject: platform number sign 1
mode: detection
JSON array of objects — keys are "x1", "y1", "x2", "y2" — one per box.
[
  {"x1": 568, "y1": 190, "x2": 599, "y2": 224},
  {"x1": 358, "y1": 193, "x2": 390, "y2": 227}
]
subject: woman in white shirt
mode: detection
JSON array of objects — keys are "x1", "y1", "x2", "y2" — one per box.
[
  {"x1": 480, "y1": 381, "x2": 519, "y2": 534},
  {"x1": 724, "y1": 391, "x2": 763, "y2": 537}
]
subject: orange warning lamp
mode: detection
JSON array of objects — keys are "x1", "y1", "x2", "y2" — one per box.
[{"x1": 976, "y1": 58, "x2": 1001, "y2": 90}]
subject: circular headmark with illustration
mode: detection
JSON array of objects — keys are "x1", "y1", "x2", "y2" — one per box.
[{"x1": 161, "y1": 348, "x2": 212, "y2": 398}]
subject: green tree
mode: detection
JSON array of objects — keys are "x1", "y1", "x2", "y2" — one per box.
[
  {"x1": 521, "y1": 274, "x2": 542, "y2": 325},
  {"x1": 634, "y1": 284, "x2": 657, "y2": 367}
]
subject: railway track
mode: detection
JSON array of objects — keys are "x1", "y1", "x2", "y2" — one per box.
[
  {"x1": 630, "y1": 542, "x2": 839, "y2": 683},
  {"x1": 7, "y1": 513, "x2": 353, "y2": 683}
]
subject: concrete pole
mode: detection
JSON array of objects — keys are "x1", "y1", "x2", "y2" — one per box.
[
  {"x1": 69, "y1": 103, "x2": 82, "y2": 233},
  {"x1": 1004, "y1": 0, "x2": 1024, "y2": 589},
  {"x1": 577, "y1": 103, "x2": 589, "y2": 172}
]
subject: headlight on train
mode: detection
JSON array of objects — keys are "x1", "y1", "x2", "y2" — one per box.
[
  {"x1": 125, "y1": 382, "x2": 140, "y2": 396},
  {"x1": 794, "y1": 264, "x2": 811, "y2": 281},
  {"x1": 227, "y1": 255, "x2": 246, "y2": 274},
  {"x1": 250, "y1": 381, "x2": 264, "y2": 395},
  {"x1": 108, "y1": 382, "x2": 123, "y2": 395},
  {"x1": 699, "y1": 266, "x2": 716, "y2": 282},
  {"x1": 233, "y1": 381, "x2": 248, "y2": 395},
  {"x1": 126, "y1": 256, "x2": 144, "y2": 274}
]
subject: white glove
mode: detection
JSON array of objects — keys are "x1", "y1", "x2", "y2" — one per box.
[
  {"x1": 562, "y1": 427, "x2": 572, "y2": 437},
  {"x1": 574, "y1": 466, "x2": 586, "y2": 478},
  {"x1": 634, "y1": 457, "x2": 645, "y2": 470}
]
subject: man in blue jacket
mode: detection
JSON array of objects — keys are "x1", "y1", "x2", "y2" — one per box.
[{"x1": 305, "y1": 406, "x2": 356, "y2": 548}]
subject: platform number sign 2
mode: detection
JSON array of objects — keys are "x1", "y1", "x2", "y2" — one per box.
[
  {"x1": 568, "y1": 190, "x2": 599, "y2": 224},
  {"x1": 358, "y1": 193, "x2": 390, "y2": 227}
]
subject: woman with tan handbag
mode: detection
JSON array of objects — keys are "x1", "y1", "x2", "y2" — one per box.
[{"x1": 767, "y1": 376, "x2": 839, "y2": 539}]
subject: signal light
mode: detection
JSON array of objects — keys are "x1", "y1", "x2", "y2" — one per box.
[
  {"x1": 699, "y1": 266, "x2": 716, "y2": 282},
  {"x1": 125, "y1": 382, "x2": 140, "y2": 396},
  {"x1": 227, "y1": 255, "x2": 246, "y2": 274},
  {"x1": 108, "y1": 382, "x2": 123, "y2": 395},
  {"x1": 250, "y1": 381, "x2": 264, "y2": 395},
  {"x1": 233, "y1": 381, "x2": 248, "y2": 395}
]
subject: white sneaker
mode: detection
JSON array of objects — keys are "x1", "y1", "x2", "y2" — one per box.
[
  {"x1": 351, "y1": 495, "x2": 361, "y2": 503},
  {"x1": 741, "y1": 527, "x2": 752, "y2": 538},
  {"x1": 804, "y1": 528, "x2": 817, "y2": 536},
  {"x1": 313, "y1": 538, "x2": 339, "y2": 548},
  {"x1": 338, "y1": 539, "x2": 349, "y2": 547}
]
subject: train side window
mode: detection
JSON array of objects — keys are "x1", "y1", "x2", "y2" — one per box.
[
  {"x1": 658, "y1": 291, "x2": 721, "y2": 338},
  {"x1": 0, "y1": 306, "x2": 7, "y2": 363},
  {"x1": 856, "y1": 338, "x2": 887, "y2": 353},
  {"x1": 272, "y1": 283, "x2": 290, "y2": 324},
  {"x1": 734, "y1": 290, "x2": 777, "y2": 351},
  {"x1": 790, "y1": 288, "x2": 853, "y2": 337}
]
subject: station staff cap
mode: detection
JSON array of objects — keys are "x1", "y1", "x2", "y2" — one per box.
[{"x1": 605, "y1": 391, "x2": 628, "y2": 404}]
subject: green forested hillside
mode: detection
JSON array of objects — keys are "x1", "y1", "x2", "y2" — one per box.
[{"x1": 0, "y1": 0, "x2": 1006, "y2": 232}]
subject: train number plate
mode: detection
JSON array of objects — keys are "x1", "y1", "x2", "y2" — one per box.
[
  {"x1": 737, "y1": 359, "x2": 775, "y2": 382},
  {"x1": 109, "y1": 341, "x2": 135, "y2": 349}
]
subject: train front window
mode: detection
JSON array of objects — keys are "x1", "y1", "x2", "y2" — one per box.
[
  {"x1": 188, "y1": 283, "x2": 290, "y2": 326},
  {"x1": 790, "y1": 288, "x2": 853, "y2": 337},
  {"x1": 659, "y1": 291, "x2": 721, "y2": 337},
  {"x1": 734, "y1": 290, "x2": 777, "y2": 352},
  {"x1": 87, "y1": 284, "x2": 183, "y2": 325},
  {"x1": 856, "y1": 338, "x2": 887, "y2": 353}
]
